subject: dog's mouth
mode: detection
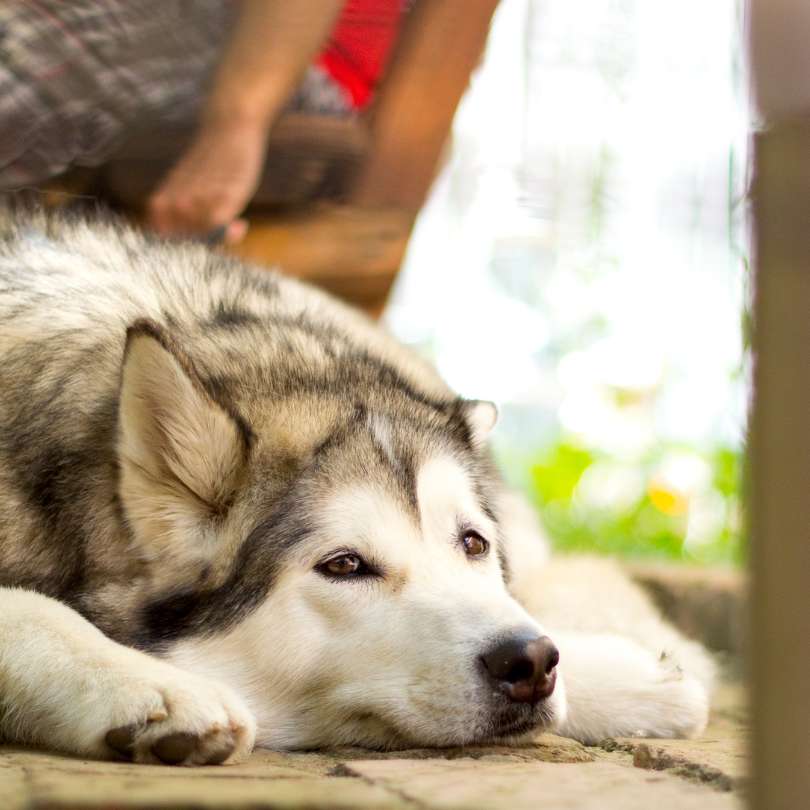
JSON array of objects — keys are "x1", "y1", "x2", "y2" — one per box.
[{"x1": 481, "y1": 702, "x2": 556, "y2": 743}]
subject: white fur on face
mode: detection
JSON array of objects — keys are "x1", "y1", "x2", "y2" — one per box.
[{"x1": 169, "y1": 455, "x2": 566, "y2": 750}]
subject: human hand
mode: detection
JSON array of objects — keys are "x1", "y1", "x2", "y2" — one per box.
[{"x1": 147, "y1": 119, "x2": 268, "y2": 244}]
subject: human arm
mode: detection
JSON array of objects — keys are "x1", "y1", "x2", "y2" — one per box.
[{"x1": 147, "y1": 0, "x2": 345, "y2": 242}]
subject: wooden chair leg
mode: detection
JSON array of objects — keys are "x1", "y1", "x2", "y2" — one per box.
[
  {"x1": 349, "y1": 0, "x2": 500, "y2": 211},
  {"x1": 339, "y1": 0, "x2": 500, "y2": 315}
]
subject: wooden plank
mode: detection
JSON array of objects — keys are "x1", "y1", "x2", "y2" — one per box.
[
  {"x1": 227, "y1": 205, "x2": 413, "y2": 316},
  {"x1": 349, "y1": 0, "x2": 500, "y2": 210},
  {"x1": 749, "y1": 117, "x2": 810, "y2": 810}
]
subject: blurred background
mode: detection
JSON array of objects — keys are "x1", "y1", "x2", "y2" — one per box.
[{"x1": 387, "y1": 0, "x2": 748, "y2": 565}]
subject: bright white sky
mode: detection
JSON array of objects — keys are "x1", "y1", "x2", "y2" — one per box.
[{"x1": 386, "y1": 0, "x2": 747, "y2": 461}]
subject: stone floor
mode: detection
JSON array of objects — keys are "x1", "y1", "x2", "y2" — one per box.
[{"x1": 1, "y1": 684, "x2": 746, "y2": 810}]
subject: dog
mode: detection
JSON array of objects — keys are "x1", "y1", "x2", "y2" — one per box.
[{"x1": 0, "y1": 208, "x2": 714, "y2": 765}]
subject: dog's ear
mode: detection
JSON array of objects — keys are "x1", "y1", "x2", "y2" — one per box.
[
  {"x1": 463, "y1": 400, "x2": 498, "y2": 445},
  {"x1": 117, "y1": 321, "x2": 250, "y2": 548}
]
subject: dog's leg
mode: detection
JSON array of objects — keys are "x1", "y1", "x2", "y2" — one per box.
[
  {"x1": 509, "y1": 553, "x2": 715, "y2": 742},
  {"x1": 0, "y1": 587, "x2": 256, "y2": 764},
  {"x1": 514, "y1": 556, "x2": 716, "y2": 690},
  {"x1": 551, "y1": 630, "x2": 710, "y2": 744}
]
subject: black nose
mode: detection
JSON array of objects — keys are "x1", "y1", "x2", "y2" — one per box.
[{"x1": 481, "y1": 635, "x2": 559, "y2": 704}]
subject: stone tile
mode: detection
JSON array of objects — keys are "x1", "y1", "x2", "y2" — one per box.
[
  {"x1": 0, "y1": 683, "x2": 747, "y2": 810},
  {"x1": 605, "y1": 683, "x2": 748, "y2": 790},
  {"x1": 0, "y1": 758, "x2": 28, "y2": 810},
  {"x1": 0, "y1": 747, "x2": 321, "y2": 781},
  {"x1": 0, "y1": 748, "x2": 406, "y2": 810},
  {"x1": 26, "y1": 772, "x2": 408, "y2": 810},
  {"x1": 346, "y1": 757, "x2": 741, "y2": 810}
]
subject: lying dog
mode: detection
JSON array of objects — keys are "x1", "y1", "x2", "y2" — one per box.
[{"x1": 0, "y1": 209, "x2": 713, "y2": 765}]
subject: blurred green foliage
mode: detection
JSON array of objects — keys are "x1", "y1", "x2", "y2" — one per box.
[{"x1": 501, "y1": 440, "x2": 745, "y2": 566}]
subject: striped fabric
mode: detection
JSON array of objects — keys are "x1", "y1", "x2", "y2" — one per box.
[{"x1": 0, "y1": 0, "x2": 352, "y2": 189}]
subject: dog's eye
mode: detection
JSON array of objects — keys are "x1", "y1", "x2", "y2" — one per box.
[
  {"x1": 316, "y1": 552, "x2": 370, "y2": 579},
  {"x1": 462, "y1": 530, "x2": 489, "y2": 558},
  {"x1": 324, "y1": 554, "x2": 361, "y2": 576}
]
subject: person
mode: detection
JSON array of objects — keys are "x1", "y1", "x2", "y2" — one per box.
[{"x1": 0, "y1": 0, "x2": 406, "y2": 244}]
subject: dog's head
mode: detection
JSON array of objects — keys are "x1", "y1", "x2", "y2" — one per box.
[{"x1": 116, "y1": 320, "x2": 566, "y2": 749}]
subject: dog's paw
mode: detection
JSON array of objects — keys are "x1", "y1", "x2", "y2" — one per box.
[
  {"x1": 630, "y1": 659, "x2": 710, "y2": 740},
  {"x1": 72, "y1": 660, "x2": 256, "y2": 765},
  {"x1": 553, "y1": 632, "x2": 711, "y2": 744}
]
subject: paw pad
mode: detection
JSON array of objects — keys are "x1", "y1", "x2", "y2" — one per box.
[
  {"x1": 105, "y1": 725, "x2": 137, "y2": 759},
  {"x1": 105, "y1": 723, "x2": 238, "y2": 765},
  {"x1": 152, "y1": 731, "x2": 199, "y2": 764}
]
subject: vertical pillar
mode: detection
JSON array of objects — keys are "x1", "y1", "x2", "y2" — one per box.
[{"x1": 749, "y1": 3, "x2": 810, "y2": 806}]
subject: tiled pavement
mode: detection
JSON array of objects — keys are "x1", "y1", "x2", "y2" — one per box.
[{"x1": 0, "y1": 685, "x2": 746, "y2": 810}]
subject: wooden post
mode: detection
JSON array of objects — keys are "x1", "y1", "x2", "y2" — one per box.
[
  {"x1": 749, "y1": 3, "x2": 810, "y2": 808},
  {"x1": 749, "y1": 118, "x2": 810, "y2": 810}
]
